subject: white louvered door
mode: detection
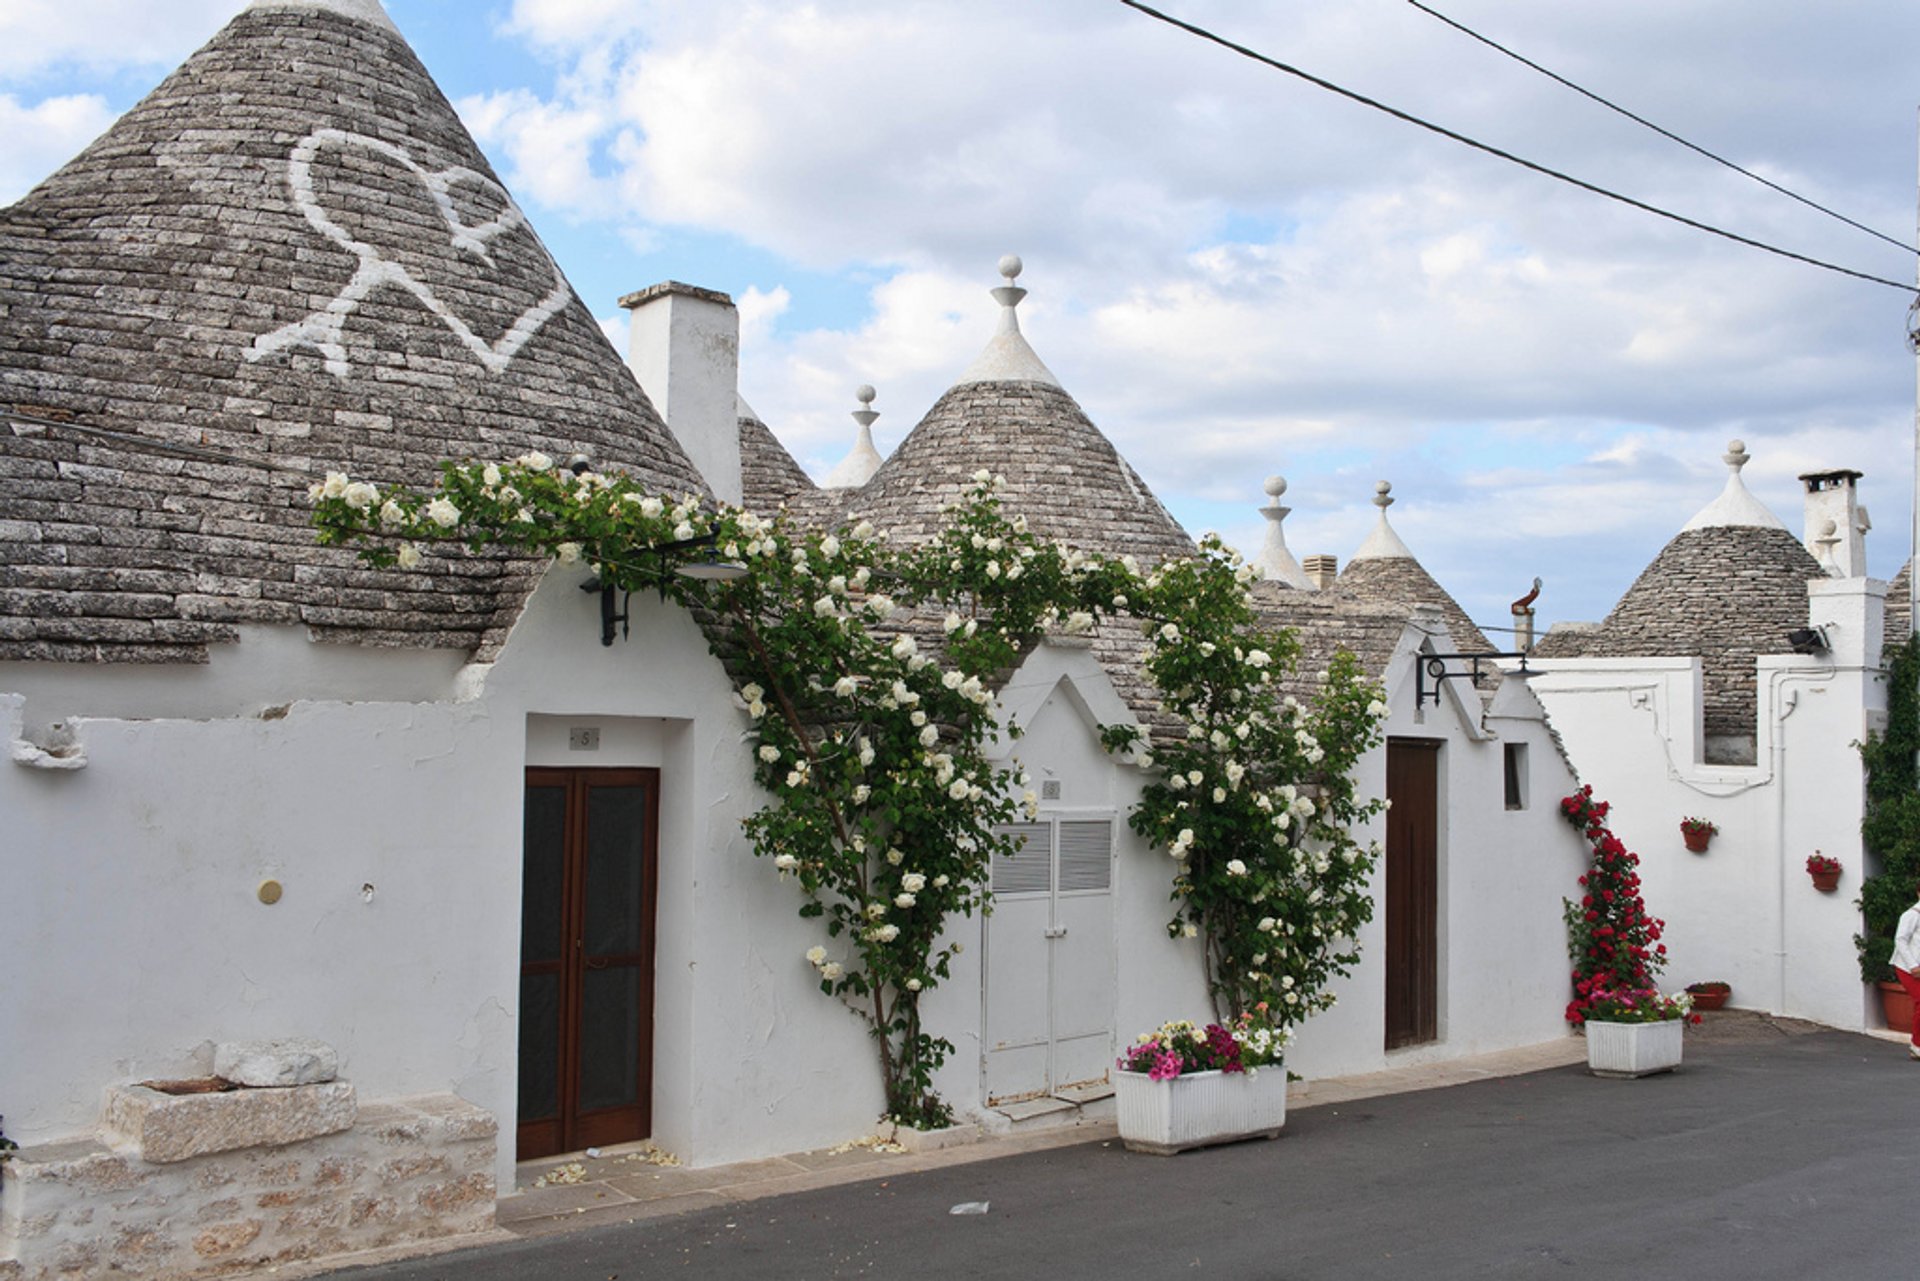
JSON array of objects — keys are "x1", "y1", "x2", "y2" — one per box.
[{"x1": 983, "y1": 816, "x2": 1116, "y2": 1106}]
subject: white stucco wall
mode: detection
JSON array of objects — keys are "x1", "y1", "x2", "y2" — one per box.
[
  {"x1": 1527, "y1": 578, "x2": 1886, "y2": 1029},
  {"x1": 1288, "y1": 635, "x2": 1588, "y2": 1082},
  {"x1": 0, "y1": 568, "x2": 880, "y2": 1188}
]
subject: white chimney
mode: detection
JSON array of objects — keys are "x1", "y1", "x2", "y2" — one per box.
[
  {"x1": 620, "y1": 282, "x2": 742, "y2": 505},
  {"x1": 1798, "y1": 468, "x2": 1866, "y2": 578}
]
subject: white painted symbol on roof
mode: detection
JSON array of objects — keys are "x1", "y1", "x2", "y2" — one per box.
[{"x1": 246, "y1": 128, "x2": 570, "y2": 379}]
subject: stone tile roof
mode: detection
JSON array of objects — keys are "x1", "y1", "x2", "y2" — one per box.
[
  {"x1": 1250, "y1": 582, "x2": 1413, "y2": 702},
  {"x1": 1330, "y1": 556, "x2": 1496, "y2": 660},
  {"x1": 1531, "y1": 525, "x2": 1823, "y2": 743},
  {"x1": 1886, "y1": 562, "x2": 1910, "y2": 643},
  {"x1": 844, "y1": 380, "x2": 1196, "y2": 565},
  {"x1": 738, "y1": 410, "x2": 813, "y2": 514},
  {"x1": 0, "y1": 2, "x2": 705, "y2": 664}
]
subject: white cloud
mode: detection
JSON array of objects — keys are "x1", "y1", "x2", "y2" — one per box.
[
  {"x1": 0, "y1": 93, "x2": 118, "y2": 204},
  {"x1": 456, "y1": 88, "x2": 616, "y2": 214},
  {"x1": 0, "y1": 0, "x2": 240, "y2": 77}
]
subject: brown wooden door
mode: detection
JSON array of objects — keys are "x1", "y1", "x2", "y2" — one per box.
[
  {"x1": 1385, "y1": 740, "x2": 1439, "y2": 1050},
  {"x1": 518, "y1": 767, "x2": 659, "y2": 1161}
]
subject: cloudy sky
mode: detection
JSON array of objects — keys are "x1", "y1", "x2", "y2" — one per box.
[{"x1": 4, "y1": 0, "x2": 1918, "y2": 633}]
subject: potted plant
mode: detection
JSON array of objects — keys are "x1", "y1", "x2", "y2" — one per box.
[
  {"x1": 1114, "y1": 1013, "x2": 1289, "y2": 1154},
  {"x1": 1581, "y1": 987, "x2": 1698, "y2": 1078},
  {"x1": 1807, "y1": 851, "x2": 1842, "y2": 893},
  {"x1": 1683, "y1": 980, "x2": 1731, "y2": 1011},
  {"x1": 1679, "y1": 816, "x2": 1717, "y2": 853},
  {"x1": 1857, "y1": 636, "x2": 1920, "y2": 1029}
]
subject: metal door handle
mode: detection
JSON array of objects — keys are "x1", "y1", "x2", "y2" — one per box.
[{"x1": 1044, "y1": 925, "x2": 1067, "y2": 939}]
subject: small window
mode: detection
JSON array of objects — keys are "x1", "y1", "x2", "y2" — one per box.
[{"x1": 1504, "y1": 743, "x2": 1528, "y2": 811}]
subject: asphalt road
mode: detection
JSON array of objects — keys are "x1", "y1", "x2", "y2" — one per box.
[{"x1": 324, "y1": 1019, "x2": 1920, "y2": 1281}]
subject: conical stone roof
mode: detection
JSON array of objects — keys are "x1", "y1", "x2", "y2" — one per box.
[
  {"x1": 842, "y1": 259, "x2": 1193, "y2": 564},
  {"x1": 0, "y1": 0, "x2": 706, "y2": 663},
  {"x1": 1332, "y1": 482, "x2": 1495, "y2": 658},
  {"x1": 1532, "y1": 443, "x2": 1823, "y2": 754},
  {"x1": 737, "y1": 398, "x2": 814, "y2": 513}
]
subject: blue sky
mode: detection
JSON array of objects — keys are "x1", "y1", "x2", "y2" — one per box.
[{"x1": 4, "y1": 0, "x2": 1918, "y2": 635}]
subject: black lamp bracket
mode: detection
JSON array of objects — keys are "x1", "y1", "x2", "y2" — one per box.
[
  {"x1": 579, "y1": 533, "x2": 722, "y2": 646},
  {"x1": 1416, "y1": 651, "x2": 1529, "y2": 708}
]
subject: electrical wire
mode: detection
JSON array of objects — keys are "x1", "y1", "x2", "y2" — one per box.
[
  {"x1": 1406, "y1": 0, "x2": 1918, "y2": 257},
  {"x1": 1115, "y1": 0, "x2": 1916, "y2": 293}
]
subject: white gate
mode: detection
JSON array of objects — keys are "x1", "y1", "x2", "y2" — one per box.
[{"x1": 982, "y1": 817, "x2": 1116, "y2": 1106}]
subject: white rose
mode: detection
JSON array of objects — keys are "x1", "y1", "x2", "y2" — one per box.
[
  {"x1": 1227, "y1": 859, "x2": 1247, "y2": 876},
  {"x1": 920, "y1": 726, "x2": 940, "y2": 747},
  {"x1": 905, "y1": 978, "x2": 922, "y2": 992},
  {"x1": 821, "y1": 962, "x2": 844, "y2": 981},
  {"x1": 321, "y1": 471, "x2": 349, "y2": 499},
  {"x1": 895, "y1": 892, "x2": 916, "y2": 908},
  {"x1": 343, "y1": 481, "x2": 377, "y2": 510},
  {"x1": 759, "y1": 745, "x2": 780, "y2": 763},
  {"x1": 902, "y1": 874, "x2": 927, "y2": 893},
  {"x1": 396, "y1": 542, "x2": 422, "y2": 569},
  {"x1": 834, "y1": 676, "x2": 858, "y2": 697},
  {"x1": 482, "y1": 463, "x2": 502, "y2": 487},
  {"x1": 425, "y1": 497, "x2": 460, "y2": 528},
  {"x1": 378, "y1": 498, "x2": 405, "y2": 528},
  {"x1": 805, "y1": 945, "x2": 826, "y2": 965},
  {"x1": 556, "y1": 543, "x2": 581, "y2": 565}
]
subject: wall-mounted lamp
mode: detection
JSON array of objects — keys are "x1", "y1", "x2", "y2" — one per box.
[
  {"x1": 1786, "y1": 626, "x2": 1830, "y2": 655},
  {"x1": 580, "y1": 533, "x2": 750, "y2": 646}
]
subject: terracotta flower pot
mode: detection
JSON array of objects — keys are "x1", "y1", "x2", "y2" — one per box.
[
  {"x1": 1681, "y1": 827, "x2": 1711, "y2": 853},
  {"x1": 1810, "y1": 868, "x2": 1841, "y2": 893},
  {"x1": 1686, "y1": 985, "x2": 1730, "y2": 1011},
  {"x1": 1878, "y1": 980, "x2": 1914, "y2": 1033}
]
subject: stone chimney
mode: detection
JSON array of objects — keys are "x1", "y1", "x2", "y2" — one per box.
[
  {"x1": 1302, "y1": 555, "x2": 1338, "y2": 590},
  {"x1": 620, "y1": 282, "x2": 742, "y2": 505},
  {"x1": 1798, "y1": 468, "x2": 1866, "y2": 578}
]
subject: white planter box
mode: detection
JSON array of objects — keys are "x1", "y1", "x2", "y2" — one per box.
[
  {"x1": 1585, "y1": 1018, "x2": 1684, "y2": 1078},
  {"x1": 1115, "y1": 1068, "x2": 1288, "y2": 1155}
]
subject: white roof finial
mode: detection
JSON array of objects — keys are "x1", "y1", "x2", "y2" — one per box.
[
  {"x1": 823, "y1": 384, "x2": 884, "y2": 489},
  {"x1": 956, "y1": 254, "x2": 1061, "y2": 387},
  {"x1": 1255, "y1": 475, "x2": 1313, "y2": 589},
  {"x1": 247, "y1": 0, "x2": 401, "y2": 35},
  {"x1": 1351, "y1": 479, "x2": 1416, "y2": 561},
  {"x1": 1815, "y1": 517, "x2": 1843, "y2": 576},
  {"x1": 1681, "y1": 437, "x2": 1788, "y2": 532}
]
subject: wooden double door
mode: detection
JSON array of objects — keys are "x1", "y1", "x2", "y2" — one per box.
[{"x1": 518, "y1": 767, "x2": 659, "y2": 1161}]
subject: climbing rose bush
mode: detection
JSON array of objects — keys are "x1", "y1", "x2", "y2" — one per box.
[
  {"x1": 1560, "y1": 786, "x2": 1671, "y2": 1026},
  {"x1": 311, "y1": 460, "x2": 1384, "y2": 1123},
  {"x1": 1103, "y1": 536, "x2": 1388, "y2": 1031}
]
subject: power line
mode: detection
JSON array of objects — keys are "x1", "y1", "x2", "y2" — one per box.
[
  {"x1": 1115, "y1": 0, "x2": 1916, "y2": 294},
  {"x1": 1407, "y1": 0, "x2": 1918, "y2": 257}
]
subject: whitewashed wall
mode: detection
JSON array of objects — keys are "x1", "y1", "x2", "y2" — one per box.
[
  {"x1": 0, "y1": 569, "x2": 881, "y2": 1189},
  {"x1": 1290, "y1": 631, "x2": 1589, "y2": 1082},
  {"x1": 1527, "y1": 578, "x2": 1886, "y2": 1029}
]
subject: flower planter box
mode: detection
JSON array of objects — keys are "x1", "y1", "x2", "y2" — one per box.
[
  {"x1": 1115, "y1": 1068, "x2": 1287, "y2": 1154},
  {"x1": 1585, "y1": 1018, "x2": 1684, "y2": 1078}
]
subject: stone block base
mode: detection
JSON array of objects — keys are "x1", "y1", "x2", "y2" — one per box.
[{"x1": 0, "y1": 1093, "x2": 495, "y2": 1280}]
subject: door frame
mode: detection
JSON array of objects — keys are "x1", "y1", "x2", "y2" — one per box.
[
  {"x1": 518, "y1": 766, "x2": 660, "y2": 1161},
  {"x1": 1384, "y1": 739, "x2": 1440, "y2": 1051},
  {"x1": 979, "y1": 811, "x2": 1118, "y2": 1106}
]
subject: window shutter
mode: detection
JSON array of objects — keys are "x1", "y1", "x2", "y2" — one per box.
[
  {"x1": 1056, "y1": 820, "x2": 1113, "y2": 892},
  {"x1": 991, "y1": 823, "x2": 1052, "y2": 895}
]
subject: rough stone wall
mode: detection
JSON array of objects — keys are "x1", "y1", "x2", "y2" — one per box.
[
  {"x1": 0, "y1": 5, "x2": 706, "y2": 665},
  {"x1": 0, "y1": 1094, "x2": 494, "y2": 1280}
]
